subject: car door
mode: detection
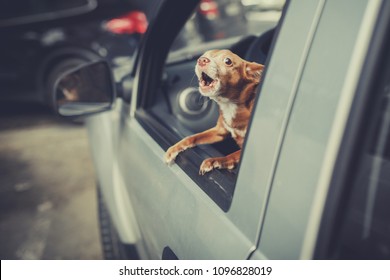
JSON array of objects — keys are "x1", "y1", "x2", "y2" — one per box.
[
  {"x1": 113, "y1": 0, "x2": 328, "y2": 260},
  {"x1": 249, "y1": 0, "x2": 384, "y2": 259}
]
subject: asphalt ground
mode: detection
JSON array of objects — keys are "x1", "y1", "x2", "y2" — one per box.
[{"x1": 0, "y1": 104, "x2": 102, "y2": 259}]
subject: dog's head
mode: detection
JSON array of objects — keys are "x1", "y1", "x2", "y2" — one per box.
[{"x1": 195, "y1": 49, "x2": 264, "y2": 99}]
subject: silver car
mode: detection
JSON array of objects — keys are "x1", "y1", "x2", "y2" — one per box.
[{"x1": 52, "y1": 0, "x2": 390, "y2": 259}]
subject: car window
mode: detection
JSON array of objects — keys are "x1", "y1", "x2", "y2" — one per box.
[
  {"x1": 171, "y1": 0, "x2": 284, "y2": 52},
  {"x1": 139, "y1": 0, "x2": 286, "y2": 211},
  {"x1": 327, "y1": 41, "x2": 390, "y2": 259}
]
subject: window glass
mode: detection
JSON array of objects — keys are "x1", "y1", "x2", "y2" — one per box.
[{"x1": 333, "y1": 51, "x2": 390, "y2": 259}]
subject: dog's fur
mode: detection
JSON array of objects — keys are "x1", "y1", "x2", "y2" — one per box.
[{"x1": 165, "y1": 49, "x2": 264, "y2": 175}]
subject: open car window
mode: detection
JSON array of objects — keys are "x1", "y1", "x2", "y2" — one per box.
[
  {"x1": 138, "y1": 0, "x2": 286, "y2": 211},
  {"x1": 169, "y1": 0, "x2": 283, "y2": 57}
]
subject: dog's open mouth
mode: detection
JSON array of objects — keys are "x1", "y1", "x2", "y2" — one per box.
[
  {"x1": 201, "y1": 72, "x2": 214, "y2": 86},
  {"x1": 199, "y1": 72, "x2": 217, "y2": 92}
]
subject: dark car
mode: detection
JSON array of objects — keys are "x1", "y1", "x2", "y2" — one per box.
[{"x1": 0, "y1": 0, "x2": 149, "y2": 106}]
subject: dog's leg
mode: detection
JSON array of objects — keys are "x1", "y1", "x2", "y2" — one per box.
[
  {"x1": 199, "y1": 150, "x2": 241, "y2": 175},
  {"x1": 165, "y1": 126, "x2": 228, "y2": 165}
]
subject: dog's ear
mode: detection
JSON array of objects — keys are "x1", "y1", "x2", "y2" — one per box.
[{"x1": 244, "y1": 62, "x2": 264, "y2": 82}]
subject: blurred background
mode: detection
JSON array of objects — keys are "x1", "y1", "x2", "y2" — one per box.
[
  {"x1": 0, "y1": 0, "x2": 284, "y2": 259},
  {"x1": 0, "y1": 105, "x2": 102, "y2": 259}
]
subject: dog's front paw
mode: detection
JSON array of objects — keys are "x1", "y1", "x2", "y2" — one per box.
[
  {"x1": 164, "y1": 146, "x2": 180, "y2": 165},
  {"x1": 199, "y1": 158, "x2": 222, "y2": 175}
]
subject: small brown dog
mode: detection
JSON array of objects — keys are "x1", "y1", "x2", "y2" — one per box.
[{"x1": 165, "y1": 49, "x2": 264, "y2": 175}]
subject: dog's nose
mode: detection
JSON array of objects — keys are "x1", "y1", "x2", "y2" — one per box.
[{"x1": 197, "y1": 57, "x2": 210, "y2": 67}]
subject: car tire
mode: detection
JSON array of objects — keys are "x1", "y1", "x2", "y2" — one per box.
[{"x1": 97, "y1": 187, "x2": 139, "y2": 260}]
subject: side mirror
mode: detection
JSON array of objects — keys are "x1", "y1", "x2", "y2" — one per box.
[{"x1": 53, "y1": 61, "x2": 116, "y2": 117}]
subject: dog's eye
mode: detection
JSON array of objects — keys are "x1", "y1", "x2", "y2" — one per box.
[{"x1": 224, "y1": 57, "x2": 232, "y2": 66}]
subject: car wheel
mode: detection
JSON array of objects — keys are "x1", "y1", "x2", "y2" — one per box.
[{"x1": 97, "y1": 187, "x2": 139, "y2": 260}]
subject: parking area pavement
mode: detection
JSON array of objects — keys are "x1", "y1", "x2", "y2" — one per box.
[{"x1": 0, "y1": 104, "x2": 102, "y2": 259}]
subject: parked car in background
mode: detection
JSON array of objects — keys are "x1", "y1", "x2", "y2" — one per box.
[
  {"x1": 0, "y1": 0, "x2": 150, "y2": 106},
  {"x1": 2, "y1": 0, "x2": 390, "y2": 260}
]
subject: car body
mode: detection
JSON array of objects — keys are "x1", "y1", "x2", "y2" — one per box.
[
  {"x1": 77, "y1": 0, "x2": 390, "y2": 259},
  {"x1": 4, "y1": 0, "x2": 390, "y2": 260}
]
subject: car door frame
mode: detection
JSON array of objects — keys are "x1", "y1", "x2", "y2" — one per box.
[{"x1": 116, "y1": 0, "x2": 327, "y2": 260}]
